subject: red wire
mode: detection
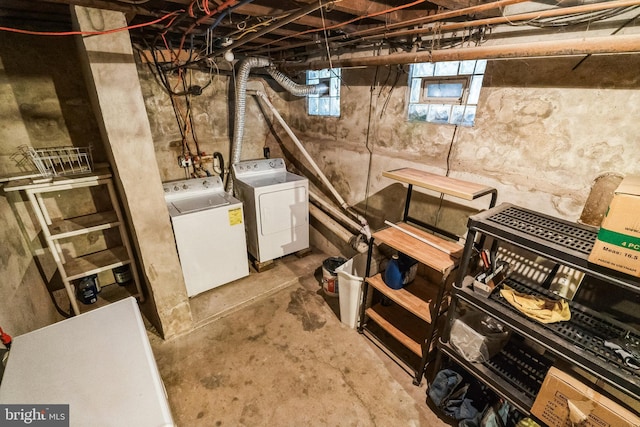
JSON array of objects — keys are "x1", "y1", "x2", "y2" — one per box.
[
  {"x1": 177, "y1": 0, "x2": 238, "y2": 55},
  {"x1": 202, "y1": 0, "x2": 211, "y2": 16},
  {"x1": 0, "y1": 10, "x2": 182, "y2": 36},
  {"x1": 0, "y1": 327, "x2": 11, "y2": 347}
]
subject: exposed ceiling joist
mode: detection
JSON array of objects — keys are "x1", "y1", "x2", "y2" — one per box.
[{"x1": 0, "y1": 0, "x2": 638, "y2": 67}]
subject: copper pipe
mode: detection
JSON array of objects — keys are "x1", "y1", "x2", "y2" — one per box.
[
  {"x1": 253, "y1": 0, "x2": 640, "y2": 57},
  {"x1": 249, "y1": 0, "x2": 530, "y2": 55},
  {"x1": 286, "y1": 33, "x2": 640, "y2": 70},
  {"x1": 353, "y1": 0, "x2": 640, "y2": 44},
  {"x1": 267, "y1": 0, "x2": 428, "y2": 47}
]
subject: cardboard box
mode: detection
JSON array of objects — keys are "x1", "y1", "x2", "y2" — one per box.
[
  {"x1": 588, "y1": 175, "x2": 640, "y2": 277},
  {"x1": 531, "y1": 367, "x2": 640, "y2": 427}
]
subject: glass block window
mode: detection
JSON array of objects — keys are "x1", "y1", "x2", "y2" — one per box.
[
  {"x1": 306, "y1": 68, "x2": 341, "y2": 117},
  {"x1": 408, "y1": 59, "x2": 487, "y2": 126}
]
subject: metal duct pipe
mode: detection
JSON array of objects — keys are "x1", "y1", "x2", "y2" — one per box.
[
  {"x1": 266, "y1": 68, "x2": 328, "y2": 96},
  {"x1": 226, "y1": 58, "x2": 327, "y2": 193},
  {"x1": 309, "y1": 204, "x2": 368, "y2": 253},
  {"x1": 254, "y1": 90, "x2": 371, "y2": 240},
  {"x1": 227, "y1": 57, "x2": 271, "y2": 193}
]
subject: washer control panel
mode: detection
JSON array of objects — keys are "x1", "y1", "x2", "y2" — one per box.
[
  {"x1": 233, "y1": 158, "x2": 285, "y2": 177},
  {"x1": 162, "y1": 176, "x2": 224, "y2": 199}
]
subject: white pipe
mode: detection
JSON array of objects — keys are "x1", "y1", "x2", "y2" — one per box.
[
  {"x1": 310, "y1": 190, "x2": 363, "y2": 235},
  {"x1": 255, "y1": 90, "x2": 371, "y2": 240},
  {"x1": 383, "y1": 220, "x2": 454, "y2": 255},
  {"x1": 310, "y1": 204, "x2": 368, "y2": 253}
]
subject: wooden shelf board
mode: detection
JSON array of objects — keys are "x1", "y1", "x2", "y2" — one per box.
[
  {"x1": 49, "y1": 211, "x2": 120, "y2": 239},
  {"x1": 367, "y1": 273, "x2": 444, "y2": 323},
  {"x1": 373, "y1": 222, "x2": 462, "y2": 274},
  {"x1": 366, "y1": 304, "x2": 429, "y2": 357},
  {"x1": 64, "y1": 246, "x2": 130, "y2": 281},
  {"x1": 382, "y1": 168, "x2": 495, "y2": 201}
]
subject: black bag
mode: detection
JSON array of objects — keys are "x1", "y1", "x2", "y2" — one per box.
[{"x1": 427, "y1": 368, "x2": 523, "y2": 427}]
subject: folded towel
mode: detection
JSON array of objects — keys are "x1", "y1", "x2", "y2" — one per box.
[{"x1": 499, "y1": 285, "x2": 571, "y2": 324}]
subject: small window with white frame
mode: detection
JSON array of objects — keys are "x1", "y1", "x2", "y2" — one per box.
[
  {"x1": 407, "y1": 60, "x2": 487, "y2": 126},
  {"x1": 306, "y1": 68, "x2": 341, "y2": 117}
]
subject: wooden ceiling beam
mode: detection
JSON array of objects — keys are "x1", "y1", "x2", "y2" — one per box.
[
  {"x1": 228, "y1": 3, "x2": 358, "y2": 32},
  {"x1": 301, "y1": 0, "x2": 437, "y2": 25},
  {"x1": 35, "y1": 0, "x2": 155, "y2": 16}
]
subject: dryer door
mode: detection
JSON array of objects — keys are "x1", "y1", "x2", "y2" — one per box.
[{"x1": 257, "y1": 185, "x2": 309, "y2": 260}]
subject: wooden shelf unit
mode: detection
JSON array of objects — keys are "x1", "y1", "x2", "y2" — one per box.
[
  {"x1": 4, "y1": 170, "x2": 144, "y2": 315},
  {"x1": 358, "y1": 168, "x2": 496, "y2": 385},
  {"x1": 366, "y1": 304, "x2": 429, "y2": 357},
  {"x1": 383, "y1": 167, "x2": 497, "y2": 241}
]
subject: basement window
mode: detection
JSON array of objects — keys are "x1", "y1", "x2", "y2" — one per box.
[
  {"x1": 407, "y1": 60, "x2": 487, "y2": 126},
  {"x1": 306, "y1": 68, "x2": 341, "y2": 117}
]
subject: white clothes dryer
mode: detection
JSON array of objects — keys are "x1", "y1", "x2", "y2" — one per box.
[
  {"x1": 164, "y1": 176, "x2": 248, "y2": 297},
  {"x1": 232, "y1": 158, "x2": 309, "y2": 264}
]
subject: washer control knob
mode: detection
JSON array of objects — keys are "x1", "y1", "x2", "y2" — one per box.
[
  {"x1": 203, "y1": 180, "x2": 209, "y2": 188},
  {"x1": 173, "y1": 186, "x2": 180, "y2": 191},
  {"x1": 269, "y1": 161, "x2": 275, "y2": 168},
  {"x1": 182, "y1": 184, "x2": 188, "y2": 190},
  {"x1": 163, "y1": 187, "x2": 169, "y2": 193}
]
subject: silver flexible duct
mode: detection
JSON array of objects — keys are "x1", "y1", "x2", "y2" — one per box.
[
  {"x1": 227, "y1": 57, "x2": 271, "y2": 193},
  {"x1": 226, "y1": 58, "x2": 328, "y2": 193},
  {"x1": 266, "y1": 68, "x2": 328, "y2": 96}
]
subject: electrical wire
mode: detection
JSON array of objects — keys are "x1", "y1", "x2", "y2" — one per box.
[
  {"x1": 179, "y1": 0, "x2": 241, "y2": 53},
  {"x1": 319, "y1": 0, "x2": 334, "y2": 71},
  {"x1": 261, "y1": 0, "x2": 427, "y2": 50},
  {"x1": 503, "y1": 5, "x2": 639, "y2": 28},
  {"x1": 0, "y1": 10, "x2": 182, "y2": 36},
  {"x1": 379, "y1": 66, "x2": 403, "y2": 119},
  {"x1": 141, "y1": 42, "x2": 200, "y2": 165},
  {"x1": 362, "y1": 65, "x2": 380, "y2": 221}
]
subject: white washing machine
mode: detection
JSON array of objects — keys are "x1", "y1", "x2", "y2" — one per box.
[
  {"x1": 232, "y1": 158, "x2": 309, "y2": 264},
  {"x1": 163, "y1": 176, "x2": 248, "y2": 297}
]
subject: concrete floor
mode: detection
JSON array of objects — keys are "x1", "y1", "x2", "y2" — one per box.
[{"x1": 148, "y1": 249, "x2": 448, "y2": 426}]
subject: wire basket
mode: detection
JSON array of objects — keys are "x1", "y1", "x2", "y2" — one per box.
[{"x1": 22, "y1": 146, "x2": 93, "y2": 178}]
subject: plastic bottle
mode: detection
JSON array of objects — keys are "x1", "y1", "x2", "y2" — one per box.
[{"x1": 384, "y1": 255, "x2": 404, "y2": 290}]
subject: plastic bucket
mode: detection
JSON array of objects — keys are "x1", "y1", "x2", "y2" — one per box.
[
  {"x1": 335, "y1": 252, "x2": 371, "y2": 329},
  {"x1": 322, "y1": 257, "x2": 346, "y2": 297}
]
